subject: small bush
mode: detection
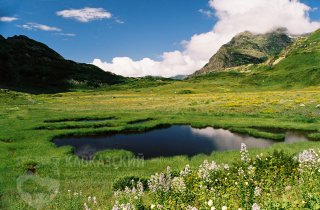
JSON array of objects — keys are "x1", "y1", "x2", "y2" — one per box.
[
  {"x1": 177, "y1": 90, "x2": 194, "y2": 94},
  {"x1": 112, "y1": 176, "x2": 148, "y2": 191}
]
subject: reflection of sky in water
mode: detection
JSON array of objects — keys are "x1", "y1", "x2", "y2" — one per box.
[
  {"x1": 54, "y1": 126, "x2": 309, "y2": 160},
  {"x1": 285, "y1": 131, "x2": 308, "y2": 143},
  {"x1": 190, "y1": 127, "x2": 273, "y2": 150}
]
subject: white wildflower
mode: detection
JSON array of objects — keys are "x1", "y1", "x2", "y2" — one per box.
[
  {"x1": 223, "y1": 164, "x2": 229, "y2": 170},
  {"x1": 254, "y1": 186, "x2": 262, "y2": 197},
  {"x1": 198, "y1": 160, "x2": 220, "y2": 181},
  {"x1": 148, "y1": 168, "x2": 172, "y2": 193},
  {"x1": 186, "y1": 206, "x2": 198, "y2": 210},
  {"x1": 136, "y1": 181, "x2": 144, "y2": 196},
  {"x1": 248, "y1": 165, "x2": 255, "y2": 175},
  {"x1": 180, "y1": 164, "x2": 192, "y2": 177},
  {"x1": 298, "y1": 149, "x2": 320, "y2": 171},
  {"x1": 238, "y1": 168, "x2": 244, "y2": 176},
  {"x1": 112, "y1": 203, "x2": 135, "y2": 210},
  {"x1": 252, "y1": 203, "x2": 260, "y2": 210},
  {"x1": 207, "y1": 199, "x2": 213, "y2": 206},
  {"x1": 240, "y1": 143, "x2": 250, "y2": 163},
  {"x1": 84, "y1": 203, "x2": 90, "y2": 210},
  {"x1": 156, "y1": 204, "x2": 164, "y2": 209},
  {"x1": 285, "y1": 186, "x2": 292, "y2": 191}
]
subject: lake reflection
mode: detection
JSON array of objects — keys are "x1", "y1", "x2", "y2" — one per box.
[
  {"x1": 191, "y1": 127, "x2": 273, "y2": 150},
  {"x1": 53, "y1": 125, "x2": 307, "y2": 159}
]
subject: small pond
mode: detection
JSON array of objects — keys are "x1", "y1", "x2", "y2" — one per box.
[{"x1": 53, "y1": 125, "x2": 309, "y2": 159}]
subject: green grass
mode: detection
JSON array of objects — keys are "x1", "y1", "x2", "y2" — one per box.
[{"x1": 1, "y1": 80, "x2": 320, "y2": 209}]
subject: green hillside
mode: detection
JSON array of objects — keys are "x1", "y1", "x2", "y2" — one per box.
[
  {"x1": 190, "y1": 29, "x2": 320, "y2": 89},
  {"x1": 253, "y1": 29, "x2": 320, "y2": 87},
  {"x1": 0, "y1": 35, "x2": 126, "y2": 93}
]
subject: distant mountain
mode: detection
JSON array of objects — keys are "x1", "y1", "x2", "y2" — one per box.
[
  {"x1": 170, "y1": 75, "x2": 188, "y2": 80},
  {"x1": 0, "y1": 35, "x2": 126, "y2": 92},
  {"x1": 191, "y1": 29, "x2": 293, "y2": 77},
  {"x1": 189, "y1": 29, "x2": 320, "y2": 88}
]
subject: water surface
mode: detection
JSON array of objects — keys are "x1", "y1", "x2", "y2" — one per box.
[{"x1": 53, "y1": 126, "x2": 308, "y2": 159}]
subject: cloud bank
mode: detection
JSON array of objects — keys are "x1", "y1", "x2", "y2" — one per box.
[
  {"x1": 93, "y1": 0, "x2": 320, "y2": 77},
  {"x1": 57, "y1": 7, "x2": 112, "y2": 23}
]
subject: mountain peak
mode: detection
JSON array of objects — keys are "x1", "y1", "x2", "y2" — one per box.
[
  {"x1": 191, "y1": 29, "x2": 293, "y2": 77},
  {"x1": 7, "y1": 35, "x2": 31, "y2": 40}
]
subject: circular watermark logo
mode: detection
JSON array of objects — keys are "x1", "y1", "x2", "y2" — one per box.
[{"x1": 16, "y1": 157, "x2": 60, "y2": 210}]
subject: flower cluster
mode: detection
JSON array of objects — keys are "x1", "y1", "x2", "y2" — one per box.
[
  {"x1": 112, "y1": 202, "x2": 135, "y2": 210},
  {"x1": 197, "y1": 160, "x2": 219, "y2": 181},
  {"x1": 180, "y1": 164, "x2": 192, "y2": 177},
  {"x1": 84, "y1": 195, "x2": 98, "y2": 210},
  {"x1": 148, "y1": 166, "x2": 172, "y2": 193},
  {"x1": 113, "y1": 180, "x2": 144, "y2": 209},
  {"x1": 109, "y1": 145, "x2": 320, "y2": 209},
  {"x1": 240, "y1": 143, "x2": 250, "y2": 163},
  {"x1": 298, "y1": 149, "x2": 320, "y2": 170}
]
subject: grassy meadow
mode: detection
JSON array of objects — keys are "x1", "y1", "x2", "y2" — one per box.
[{"x1": 1, "y1": 77, "x2": 320, "y2": 209}]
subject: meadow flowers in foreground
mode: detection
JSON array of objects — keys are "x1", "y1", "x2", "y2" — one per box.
[{"x1": 111, "y1": 144, "x2": 320, "y2": 210}]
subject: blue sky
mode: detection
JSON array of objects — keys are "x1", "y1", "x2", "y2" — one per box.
[
  {"x1": 1, "y1": 0, "x2": 320, "y2": 77},
  {"x1": 0, "y1": 0, "x2": 217, "y2": 62}
]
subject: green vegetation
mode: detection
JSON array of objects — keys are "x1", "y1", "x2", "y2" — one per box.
[{"x1": 0, "y1": 30, "x2": 320, "y2": 209}]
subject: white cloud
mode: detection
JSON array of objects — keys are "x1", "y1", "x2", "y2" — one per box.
[
  {"x1": 56, "y1": 33, "x2": 76, "y2": 37},
  {"x1": 93, "y1": 0, "x2": 320, "y2": 77},
  {"x1": 198, "y1": 9, "x2": 214, "y2": 17},
  {"x1": 18, "y1": 22, "x2": 61, "y2": 31},
  {"x1": 114, "y1": 18, "x2": 125, "y2": 24},
  {"x1": 57, "y1": 7, "x2": 112, "y2": 22},
  {"x1": 0, "y1": 16, "x2": 18, "y2": 22}
]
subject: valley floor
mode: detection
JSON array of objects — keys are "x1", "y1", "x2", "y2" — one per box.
[{"x1": 1, "y1": 81, "x2": 320, "y2": 209}]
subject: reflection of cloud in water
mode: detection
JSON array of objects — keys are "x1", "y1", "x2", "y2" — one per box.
[
  {"x1": 190, "y1": 127, "x2": 274, "y2": 151},
  {"x1": 285, "y1": 131, "x2": 308, "y2": 143}
]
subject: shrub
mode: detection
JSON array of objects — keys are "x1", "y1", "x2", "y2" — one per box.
[{"x1": 112, "y1": 176, "x2": 148, "y2": 191}]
